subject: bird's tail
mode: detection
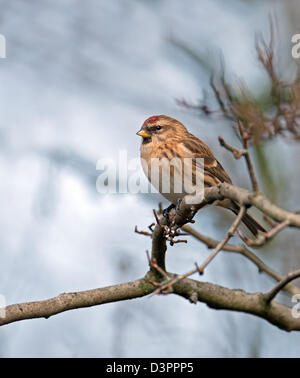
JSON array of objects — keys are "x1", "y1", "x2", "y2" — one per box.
[{"x1": 231, "y1": 202, "x2": 266, "y2": 237}]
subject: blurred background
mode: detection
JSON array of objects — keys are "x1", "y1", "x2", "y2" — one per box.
[{"x1": 1, "y1": 0, "x2": 300, "y2": 357}]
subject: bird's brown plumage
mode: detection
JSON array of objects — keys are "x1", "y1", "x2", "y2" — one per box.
[{"x1": 137, "y1": 115, "x2": 265, "y2": 236}]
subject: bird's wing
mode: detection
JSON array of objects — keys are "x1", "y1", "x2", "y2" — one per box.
[{"x1": 179, "y1": 137, "x2": 232, "y2": 186}]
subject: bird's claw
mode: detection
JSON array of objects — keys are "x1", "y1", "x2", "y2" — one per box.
[
  {"x1": 163, "y1": 204, "x2": 176, "y2": 225},
  {"x1": 175, "y1": 198, "x2": 183, "y2": 213}
]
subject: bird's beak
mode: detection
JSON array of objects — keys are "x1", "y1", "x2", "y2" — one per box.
[{"x1": 136, "y1": 130, "x2": 150, "y2": 138}]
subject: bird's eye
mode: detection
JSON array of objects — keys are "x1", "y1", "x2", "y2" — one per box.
[{"x1": 155, "y1": 125, "x2": 162, "y2": 130}]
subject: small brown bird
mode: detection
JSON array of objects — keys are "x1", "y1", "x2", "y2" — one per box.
[{"x1": 137, "y1": 115, "x2": 265, "y2": 236}]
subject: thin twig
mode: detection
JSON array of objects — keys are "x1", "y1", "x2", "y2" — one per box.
[
  {"x1": 182, "y1": 224, "x2": 300, "y2": 296},
  {"x1": 168, "y1": 238, "x2": 188, "y2": 246},
  {"x1": 135, "y1": 226, "x2": 152, "y2": 237},
  {"x1": 218, "y1": 120, "x2": 260, "y2": 192},
  {"x1": 153, "y1": 207, "x2": 247, "y2": 294},
  {"x1": 149, "y1": 257, "x2": 171, "y2": 281},
  {"x1": 210, "y1": 74, "x2": 228, "y2": 116},
  {"x1": 264, "y1": 269, "x2": 300, "y2": 303},
  {"x1": 237, "y1": 219, "x2": 290, "y2": 248},
  {"x1": 263, "y1": 214, "x2": 277, "y2": 228},
  {"x1": 238, "y1": 120, "x2": 260, "y2": 192},
  {"x1": 197, "y1": 206, "x2": 247, "y2": 274},
  {"x1": 153, "y1": 209, "x2": 162, "y2": 227},
  {"x1": 218, "y1": 136, "x2": 247, "y2": 159},
  {"x1": 152, "y1": 266, "x2": 200, "y2": 295},
  {"x1": 203, "y1": 182, "x2": 300, "y2": 227},
  {"x1": 148, "y1": 223, "x2": 155, "y2": 232}
]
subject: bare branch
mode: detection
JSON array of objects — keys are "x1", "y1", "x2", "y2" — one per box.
[
  {"x1": 218, "y1": 136, "x2": 247, "y2": 159},
  {"x1": 218, "y1": 120, "x2": 260, "y2": 193},
  {"x1": 1, "y1": 193, "x2": 300, "y2": 331},
  {"x1": 197, "y1": 206, "x2": 246, "y2": 274},
  {"x1": 0, "y1": 278, "x2": 153, "y2": 327},
  {"x1": 237, "y1": 219, "x2": 290, "y2": 248},
  {"x1": 151, "y1": 206, "x2": 246, "y2": 294},
  {"x1": 1, "y1": 271, "x2": 300, "y2": 331},
  {"x1": 182, "y1": 224, "x2": 300, "y2": 296},
  {"x1": 152, "y1": 264, "x2": 200, "y2": 296},
  {"x1": 264, "y1": 269, "x2": 300, "y2": 303},
  {"x1": 202, "y1": 183, "x2": 300, "y2": 227},
  {"x1": 134, "y1": 225, "x2": 152, "y2": 237},
  {"x1": 237, "y1": 120, "x2": 260, "y2": 192},
  {"x1": 149, "y1": 257, "x2": 171, "y2": 282},
  {"x1": 179, "y1": 18, "x2": 300, "y2": 142}
]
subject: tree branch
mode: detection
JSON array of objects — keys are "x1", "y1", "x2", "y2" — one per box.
[
  {"x1": 264, "y1": 270, "x2": 300, "y2": 303},
  {"x1": 237, "y1": 219, "x2": 290, "y2": 248},
  {"x1": 197, "y1": 205, "x2": 246, "y2": 274},
  {"x1": 201, "y1": 183, "x2": 300, "y2": 227},
  {"x1": 0, "y1": 278, "x2": 153, "y2": 327},
  {"x1": 2, "y1": 269, "x2": 300, "y2": 332},
  {"x1": 3, "y1": 151, "x2": 300, "y2": 330},
  {"x1": 182, "y1": 224, "x2": 300, "y2": 296}
]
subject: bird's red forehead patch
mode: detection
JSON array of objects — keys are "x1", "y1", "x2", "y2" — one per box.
[{"x1": 145, "y1": 115, "x2": 159, "y2": 124}]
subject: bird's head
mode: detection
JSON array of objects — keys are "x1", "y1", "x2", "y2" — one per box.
[{"x1": 136, "y1": 115, "x2": 188, "y2": 144}]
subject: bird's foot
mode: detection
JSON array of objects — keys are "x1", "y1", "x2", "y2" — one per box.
[
  {"x1": 175, "y1": 198, "x2": 183, "y2": 213},
  {"x1": 161, "y1": 201, "x2": 189, "y2": 245},
  {"x1": 163, "y1": 204, "x2": 176, "y2": 225}
]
